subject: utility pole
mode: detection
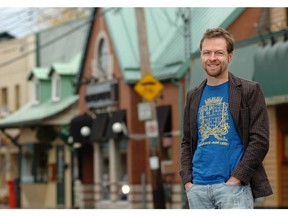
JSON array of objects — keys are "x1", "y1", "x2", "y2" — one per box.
[
  {"x1": 179, "y1": 7, "x2": 191, "y2": 209},
  {"x1": 180, "y1": 8, "x2": 192, "y2": 91},
  {"x1": 135, "y1": 8, "x2": 166, "y2": 209}
]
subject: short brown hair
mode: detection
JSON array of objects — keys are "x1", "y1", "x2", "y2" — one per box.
[{"x1": 200, "y1": 28, "x2": 235, "y2": 53}]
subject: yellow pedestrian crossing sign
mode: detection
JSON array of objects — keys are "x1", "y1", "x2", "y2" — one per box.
[{"x1": 134, "y1": 73, "x2": 164, "y2": 102}]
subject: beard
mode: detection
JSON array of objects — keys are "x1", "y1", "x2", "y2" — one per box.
[{"x1": 203, "y1": 61, "x2": 228, "y2": 78}]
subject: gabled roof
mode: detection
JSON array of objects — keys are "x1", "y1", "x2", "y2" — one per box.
[
  {"x1": 28, "y1": 53, "x2": 82, "y2": 80},
  {"x1": 104, "y1": 8, "x2": 244, "y2": 83},
  {"x1": 49, "y1": 53, "x2": 82, "y2": 76},
  {"x1": 0, "y1": 51, "x2": 83, "y2": 129},
  {"x1": 28, "y1": 67, "x2": 50, "y2": 81},
  {"x1": 0, "y1": 32, "x2": 15, "y2": 41}
]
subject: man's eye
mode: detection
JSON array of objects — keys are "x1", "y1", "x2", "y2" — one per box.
[{"x1": 215, "y1": 51, "x2": 224, "y2": 56}]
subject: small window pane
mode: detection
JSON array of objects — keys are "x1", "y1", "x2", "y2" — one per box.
[
  {"x1": 21, "y1": 145, "x2": 34, "y2": 183},
  {"x1": 20, "y1": 144, "x2": 49, "y2": 183},
  {"x1": 98, "y1": 39, "x2": 109, "y2": 74}
]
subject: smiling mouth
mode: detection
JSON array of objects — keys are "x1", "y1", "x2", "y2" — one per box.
[{"x1": 208, "y1": 64, "x2": 219, "y2": 68}]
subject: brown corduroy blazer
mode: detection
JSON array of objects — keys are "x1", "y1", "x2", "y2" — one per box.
[{"x1": 180, "y1": 72, "x2": 273, "y2": 198}]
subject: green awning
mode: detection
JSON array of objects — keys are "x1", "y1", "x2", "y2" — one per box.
[
  {"x1": 254, "y1": 41, "x2": 288, "y2": 105},
  {"x1": 0, "y1": 95, "x2": 79, "y2": 129}
]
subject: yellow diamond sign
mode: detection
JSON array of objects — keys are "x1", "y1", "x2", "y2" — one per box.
[{"x1": 134, "y1": 73, "x2": 164, "y2": 102}]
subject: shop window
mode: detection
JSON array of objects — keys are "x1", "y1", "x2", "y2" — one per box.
[
  {"x1": 161, "y1": 136, "x2": 173, "y2": 161},
  {"x1": 156, "y1": 105, "x2": 172, "y2": 161},
  {"x1": 101, "y1": 141, "x2": 110, "y2": 200},
  {"x1": 20, "y1": 144, "x2": 49, "y2": 183},
  {"x1": 117, "y1": 138, "x2": 128, "y2": 200}
]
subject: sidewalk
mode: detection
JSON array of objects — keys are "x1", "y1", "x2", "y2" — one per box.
[{"x1": 0, "y1": 203, "x2": 9, "y2": 209}]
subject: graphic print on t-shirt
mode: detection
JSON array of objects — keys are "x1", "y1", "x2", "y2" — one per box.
[{"x1": 198, "y1": 96, "x2": 230, "y2": 146}]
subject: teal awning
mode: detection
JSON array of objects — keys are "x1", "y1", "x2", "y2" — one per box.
[
  {"x1": 0, "y1": 95, "x2": 79, "y2": 129},
  {"x1": 254, "y1": 41, "x2": 288, "y2": 105}
]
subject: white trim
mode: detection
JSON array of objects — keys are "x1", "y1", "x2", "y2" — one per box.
[
  {"x1": 32, "y1": 78, "x2": 40, "y2": 105},
  {"x1": 51, "y1": 73, "x2": 61, "y2": 102},
  {"x1": 91, "y1": 30, "x2": 113, "y2": 82}
]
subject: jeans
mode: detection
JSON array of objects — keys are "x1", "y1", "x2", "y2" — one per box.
[{"x1": 186, "y1": 183, "x2": 254, "y2": 209}]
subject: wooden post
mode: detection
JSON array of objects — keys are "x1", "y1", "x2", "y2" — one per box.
[{"x1": 135, "y1": 8, "x2": 166, "y2": 209}]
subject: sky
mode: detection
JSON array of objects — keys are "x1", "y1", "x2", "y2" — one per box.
[
  {"x1": 0, "y1": 1, "x2": 287, "y2": 38},
  {"x1": 1, "y1": 0, "x2": 288, "y2": 7},
  {"x1": 0, "y1": 8, "x2": 91, "y2": 38},
  {"x1": 0, "y1": 8, "x2": 44, "y2": 38}
]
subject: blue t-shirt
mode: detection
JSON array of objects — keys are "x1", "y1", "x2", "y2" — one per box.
[{"x1": 192, "y1": 81, "x2": 244, "y2": 184}]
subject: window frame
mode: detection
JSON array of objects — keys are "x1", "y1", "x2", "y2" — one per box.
[
  {"x1": 20, "y1": 143, "x2": 49, "y2": 184},
  {"x1": 97, "y1": 38, "x2": 109, "y2": 75},
  {"x1": 32, "y1": 78, "x2": 40, "y2": 105},
  {"x1": 51, "y1": 73, "x2": 61, "y2": 102}
]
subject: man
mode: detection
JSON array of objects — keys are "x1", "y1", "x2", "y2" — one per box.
[{"x1": 180, "y1": 28, "x2": 273, "y2": 209}]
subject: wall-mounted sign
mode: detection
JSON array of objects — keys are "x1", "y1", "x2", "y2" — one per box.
[
  {"x1": 137, "y1": 102, "x2": 152, "y2": 121},
  {"x1": 85, "y1": 80, "x2": 118, "y2": 109},
  {"x1": 145, "y1": 120, "x2": 158, "y2": 138}
]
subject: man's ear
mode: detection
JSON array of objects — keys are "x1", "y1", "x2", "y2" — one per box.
[{"x1": 228, "y1": 51, "x2": 234, "y2": 63}]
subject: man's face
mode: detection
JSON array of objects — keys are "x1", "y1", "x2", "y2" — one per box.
[{"x1": 201, "y1": 37, "x2": 233, "y2": 78}]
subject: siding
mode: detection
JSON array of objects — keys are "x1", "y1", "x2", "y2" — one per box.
[
  {"x1": 270, "y1": 8, "x2": 287, "y2": 32},
  {"x1": 255, "y1": 106, "x2": 279, "y2": 207}
]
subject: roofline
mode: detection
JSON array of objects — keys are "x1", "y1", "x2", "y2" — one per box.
[
  {"x1": 0, "y1": 96, "x2": 79, "y2": 129},
  {"x1": 219, "y1": 8, "x2": 245, "y2": 28},
  {"x1": 75, "y1": 8, "x2": 97, "y2": 94},
  {"x1": 0, "y1": 120, "x2": 41, "y2": 130}
]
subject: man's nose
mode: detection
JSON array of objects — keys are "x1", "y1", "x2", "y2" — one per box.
[{"x1": 209, "y1": 53, "x2": 217, "y2": 60}]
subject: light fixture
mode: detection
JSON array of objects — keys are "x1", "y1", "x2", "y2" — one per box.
[
  {"x1": 112, "y1": 122, "x2": 123, "y2": 133},
  {"x1": 80, "y1": 126, "x2": 91, "y2": 137},
  {"x1": 73, "y1": 143, "x2": 82, "y2": 149},
  {"x1": 67, "y1": 136, "x2": 73, "y2": 144},
  {"x1": 121, "y1": 184, "x2": 130, "y2": 194},
  {"x1": 112, "y1": 122, "x2": 128, "y2": 136}
]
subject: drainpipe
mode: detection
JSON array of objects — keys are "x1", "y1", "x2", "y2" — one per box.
[{"x1": 170, "y1": 79, "x2": 186, "y2": 208}]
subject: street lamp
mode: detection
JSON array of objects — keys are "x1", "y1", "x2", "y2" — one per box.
[
  {"x1": 112, "y1": 122, "x2": 128, "y2": 136},
  {"x1": 80, "y1": 126, "x2": 91, "y2": 137},
  {"x1": 67, "y1": 126, "x2": 91, "y2": 149}
]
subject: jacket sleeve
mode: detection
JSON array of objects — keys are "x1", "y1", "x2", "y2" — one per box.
[
  {"x1": 231, "y1": 83, "x2": 270, "y2": 184},
  {"x1": 180, "y1": 91, "x2": 193, "y2": 186}
]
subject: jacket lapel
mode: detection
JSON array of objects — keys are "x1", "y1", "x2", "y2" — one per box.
[
  {"x1": 228, "y1": 72, "x2": 242, "y2": 130},
  {"x1": 190, "y1": 80, "x2": 206, "y2": 149}
]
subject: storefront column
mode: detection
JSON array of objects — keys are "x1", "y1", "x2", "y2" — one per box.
[
  {"x1": 94, "y1": 143, "x2": 102, "y2": 202},
  {"x1": 109, "y1": 139, "x2": 120, "y2": 202}
]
